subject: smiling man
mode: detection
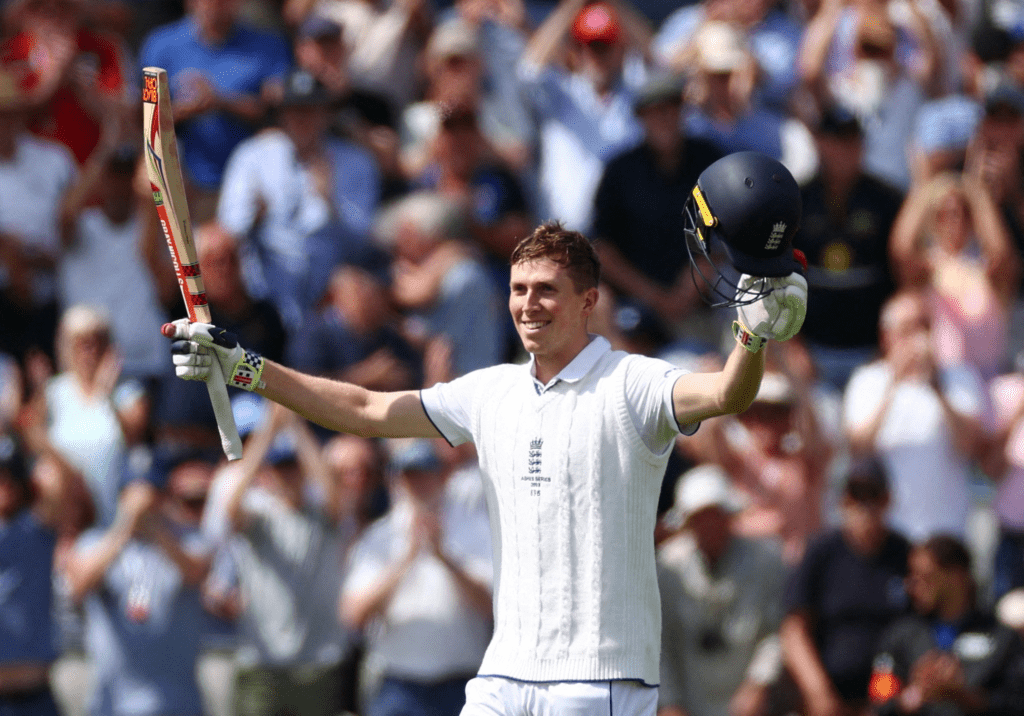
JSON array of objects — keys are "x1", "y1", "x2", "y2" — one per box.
[{"x1": 163, "y1": 152, "x2": 808, "y2": 716}]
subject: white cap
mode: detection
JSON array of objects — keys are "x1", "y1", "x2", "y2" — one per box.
[
  {"x1": 997, "y1": 588, "x2": 1024, "y2": 631},
  {"x1": 665, "y1": 463, "x2": 743, "y2": 530},
  {"x1": 753, "y1": 372, "x2": 795, "y2": 405},
  {"x1": 694, "y1": 22, "x2": 748, "y2": 73}
]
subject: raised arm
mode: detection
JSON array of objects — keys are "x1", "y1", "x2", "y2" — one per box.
[{"x1": 164, "y1": 320, "x2": 440, "y2": 440}]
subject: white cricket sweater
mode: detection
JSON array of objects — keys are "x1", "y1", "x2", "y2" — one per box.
[{"x1": 422, "y1": 337, "x2": 689, "y2": 685}]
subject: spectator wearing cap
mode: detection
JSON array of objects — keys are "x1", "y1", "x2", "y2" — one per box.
[
  {"x1": 516, "y1": 0, "x2": 653, "y2": 233},
  {"x1": 377, "y1": 190, "x2": 504, "y2": 378},
  {"x1": 0, "y1": 433, "x2": 79, "y2": 716},
  {"x1": 678, "y1": 21, "x2": 816, "y2": 183},
  {"x1": 795, "y1": 105, "x2": 905, "y2": 391},
  {"x1": 652, "y1": 0, "x2": 803, "y2": 113},
  {"x1": 657, "y1": 464, "x2": 786, "y2": 716},
  {"x1": 780, "y1": 459, "x2": 911, "y2": 716},
  {"x1": 298, "y1": 0, "x2": 430, "y2": 115},
  {"x1": 798, "y1": 0, "x2": 937, "y2": 192},
  {"x1": 0, "y1": 67, "x2": 75, "y2": 365},
  {"x1": 139, "y1": 0, "x2": 292, "y2": 211},
  {"x1": 843, "y1": 289, "x2": 986, "y2": 542},
  {"x1": 401, "y1": 16, "x2": 534, "y2": 180},
  {"x1": 201, "y1": 402, "x2": 358, "y2": 716},
  {"x1": 592, "y1": 72, "x2": 722, "y2": 331},
  {"x1": 340, "y1": 438, "x2": 493, "y2": 716},
  {"x1": 57, "y1": 132, "x2": 170, "y2": 382},
  {"x1": 705, "y1": 370, "x2": 834, "y2": 564},
  {"x1": 61, "y1": 449, "x2": 216, "y2": 716},
  {"x1": 869, "y1": 535, "x2": 1024, "y2": 716},
  {"x1": 286, "y1": 245, "x2": 424, "y2": 391},
  {"x1": 889, "y1": 170, "x2": 1019, "y2": 381},
  {"x1": 218, "y1": 67, "x2": 381, "y2": 327}
]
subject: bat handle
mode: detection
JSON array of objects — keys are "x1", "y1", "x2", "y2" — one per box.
[{"x1": 205, "y1": 361, "x2": 243, "y2": 461}]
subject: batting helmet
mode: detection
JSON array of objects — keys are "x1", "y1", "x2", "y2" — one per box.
[{"x1": 683, "y1": 151, "x2": 802, "y2": 306}]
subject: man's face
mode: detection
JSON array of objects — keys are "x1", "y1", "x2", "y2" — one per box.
[
  {"x1": 509, "y1": 259, "x2": 597, "y2": 363},
  {"x1": 906, "y1": 549, "x2": 947, "y2": 617},
  {"x1": 638, "y1": 100, "x2": 682, "y2": 155}
]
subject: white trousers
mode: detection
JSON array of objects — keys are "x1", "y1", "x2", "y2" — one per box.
[{"x1": 460, "y1": 676, "x2": 658, "y2": 716}]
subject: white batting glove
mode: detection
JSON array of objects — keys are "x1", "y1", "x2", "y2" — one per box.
[
  {"x1": 167, "y1": 318, "x2": 266, "y2": 391},
  {"x1": 733, "y1": 273, "x2": 808, "y2": 352}
]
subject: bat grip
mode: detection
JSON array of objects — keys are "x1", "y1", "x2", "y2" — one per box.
[{"x1": 205, "y1": 361, "x2": 243, "y2": 460}]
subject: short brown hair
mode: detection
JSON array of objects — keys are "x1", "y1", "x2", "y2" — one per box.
[{"x1": 510, "y1": 221, "x2": 601, "y2": 292}]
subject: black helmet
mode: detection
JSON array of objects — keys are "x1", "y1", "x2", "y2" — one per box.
[{"x1": 683, "y1": 151, "x2": 802, "y2": 306}]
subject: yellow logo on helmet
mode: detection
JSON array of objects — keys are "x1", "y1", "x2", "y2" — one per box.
[{"x1": 692, "y1": 185, "x2": 717, "y2": 228}]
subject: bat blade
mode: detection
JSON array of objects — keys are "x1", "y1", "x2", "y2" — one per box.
[{"x1": 143, "y1": 67, "x2": 243, "y2": 461}]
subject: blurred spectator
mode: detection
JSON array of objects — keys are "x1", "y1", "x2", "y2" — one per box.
[
  {"x1": 151, "y1": 223, "x2": 286, "y2": 455},
  {"x1": 380, "y1": 190, "x2": 504, "y2": 377},
  {"x1": 340, "y1": 439, "x2": 493, "y2": 716},
  {"x1": 592, "y1": 73, "x2": 722, "y2": 330},
  {"x1": 657, "y1": 464, "x2": 786, "y2": 716},
  {"x1": 286, "y1": 245, "x2": 423, "y2": 391},
  {"x1": 201, "y1": 403, "x2": 357, "y2": 716},
  {"x1": 139, "y1": 0, "x2": 291, "y2": 215},
  {"x1": 305, "y1": 0, "x2": 431, "y2": 114},
  {"x1": 61, "y1": 460, "x2": 213, "y2": 716},
  {"x1": 843, "y1": 289, "x2": 986, "y2": 541},
  {"x1": 705, "y1": 370, "x2": 834, "y2": 564},
  {"x1": 798, "y1": 0, "x2": 937, "y2": 191},
  {"x1": 676, "y1": 21, "x2": 816, "y2": 183},
  {"x1": 889, "y1": 172, "x2": 1020, "y2": 381},
  {"x1": 414, "y1": 102, "x2": 532, "y2": 278},
  {"x1": 962, "y1": 80, "x2": 1024, "y2": 362},
  {"x1": 516, "y1": 0, "x2": 651, "y2": 232},
  {"x1": 869, "y1": 535, "x2": 1024, "y2": 715},
  {"x1": 795, "y1": 106, "x2": 904, "y2": 391},
  {"x1": 57, "y1": 138, "x2": 170, "y2": 381},
  {"x1": 0, "y1": 76, "x2": 75, "y2": 364},
  {"x1": 0, "y1": 434, "x2": 77, "y2": 716},
  {"x1": 1, "y1": 0, "x2": 132, "y2": 165},
  {"x1": 980, "y1": 361, "x2": 1024, "y2": 601},
  {"x1": 23, "y1": 305, "x2": 148, "y2": 528},
  {"x1": 322, "y1": 432, "x2": 390, "y2": 538},
  {"x1": 218, "y1": 68, "x2": 381, "y2": 326},
  {"x1": 401, "y1": 15, "x2": 533, "y2": 179},
  {"x1": 781, "y1": 459, "x2": 911, "y2": 716},
  {"x1": 652, "y1": 0, "x2": 803, "y2": 113}
]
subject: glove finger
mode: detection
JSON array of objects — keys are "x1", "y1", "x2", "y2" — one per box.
[
  {"x1": 170, "y1": 340, "x2": 211, "y2": 356},
  {"x1": 164, "y1": 318, "x2": 193, "y2": 341},
  {"x1": 175, "y1": 365, "x2": 210, "y2": 381},
  {"x1": 172, "y1": 352, "x2": 212, "y2": 368}
]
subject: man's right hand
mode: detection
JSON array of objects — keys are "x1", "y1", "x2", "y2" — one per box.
[{"x1": 163, "y1": 318, "x2": 265, "y2": 391}]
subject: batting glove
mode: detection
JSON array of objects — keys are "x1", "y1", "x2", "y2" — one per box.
[
  {"x1": 733, "y1": 273, "x2": 808, "y2": 353},
  {"x1": 167, "y1": 318, "x2": 266, "y2": 391}
]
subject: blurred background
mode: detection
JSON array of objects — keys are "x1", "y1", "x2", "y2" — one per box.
[{"x1": 2, "y1": 0, "x2": 1024, "y2": 712}]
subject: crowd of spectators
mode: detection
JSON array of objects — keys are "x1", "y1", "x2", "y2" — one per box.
[{"x1": 4, "y1": 0, "x2": 1024, "y2": 713}]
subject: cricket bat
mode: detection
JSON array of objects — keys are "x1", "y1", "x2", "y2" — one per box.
[{"x1": 142, "y1": 67, "x2": 243, "y2": 461}]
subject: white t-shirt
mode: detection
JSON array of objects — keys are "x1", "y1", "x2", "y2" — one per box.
[
  {"x1": 342, "y1": 495, "x2": 494, "y2": 681},
  {"x1": 0, "y1": 133, "x2": 76, "y2": 259},
  {"x1": 58, "y1": 209, "x2": 169, "y2": 378},
  {"x1": 420, "y1": 335, "x2": 694, "y2": 685},
  {"x1": 843, "y1": 361, "x2": 985, "y2": 540}
]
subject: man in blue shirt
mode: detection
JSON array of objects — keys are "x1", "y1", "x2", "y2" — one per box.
[{"x1": 139, "y1": 0, "x2": 291, "y2": 205}]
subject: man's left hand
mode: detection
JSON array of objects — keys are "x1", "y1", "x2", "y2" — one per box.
[{"x1": 736, "y1": 273, "x2": 808, "y2": 343}]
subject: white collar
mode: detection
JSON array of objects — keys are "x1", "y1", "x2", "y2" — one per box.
[{"x1": 528, "y1": 335, "x2": 611, "y2": 392}]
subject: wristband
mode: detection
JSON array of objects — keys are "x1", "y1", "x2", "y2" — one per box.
[
  {"x1": 229, "y1": 349, "x2": 266, "y2": 391},
  {"x1": 732, "y1": 320, "x2": 766, "y2": 353}
]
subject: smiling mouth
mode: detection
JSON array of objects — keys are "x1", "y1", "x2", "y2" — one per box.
[{"x1": 522, "y1": 321, "x2": 548, "y2": 330}]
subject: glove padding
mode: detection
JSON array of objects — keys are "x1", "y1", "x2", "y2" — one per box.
[
  {"x1": 167, "y1": 318, "x2": 265, "y2": 391},
  {"x1": 735, "y1": 273, "x2": 808, "y2": 343}
]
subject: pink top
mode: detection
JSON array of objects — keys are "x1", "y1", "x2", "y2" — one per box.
[{"x1": 990, "y1": 373, "x2": 1024, "y2": 530}]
